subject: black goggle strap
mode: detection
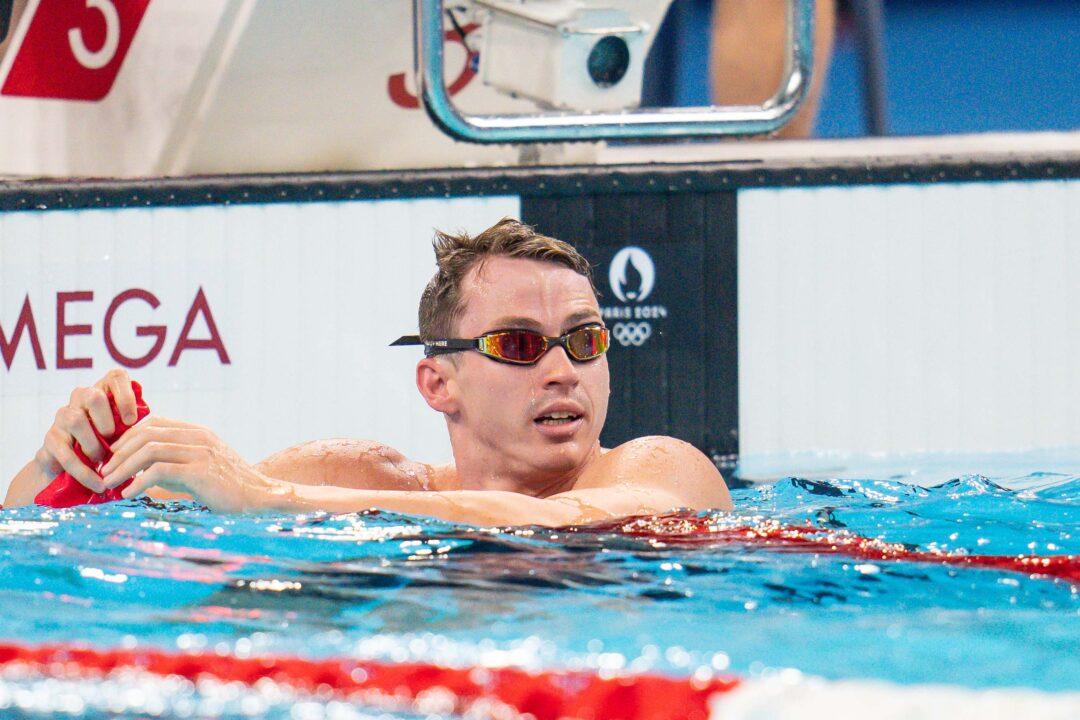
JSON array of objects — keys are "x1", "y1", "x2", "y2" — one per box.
[{"x1": 389, "y1": 335, "x2": 479, "y2": 357}]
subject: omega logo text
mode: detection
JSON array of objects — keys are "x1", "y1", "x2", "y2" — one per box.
[{"x1": 1, "y1": 287, "x2": 230, "y2": 371}]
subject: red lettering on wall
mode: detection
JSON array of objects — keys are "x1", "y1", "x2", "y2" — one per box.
[
  {"x1": 56, "y1": 291, "x2": 94, "y2": 369},
  {"x1": 0, "y1": 295, "x2": 46, "y2": 370},
  {"x1": 104, "y1": 288, "x2": 166, "y2": 368},
  {"x1": 1, "y1": 287, "x2": 231, "y2": 371},
  {"x1": 168, "y1": 287, "x2": 231, "y2": 367},
  {"x1": 387, "y1": 23, "x2": 479, "y2": 109}
]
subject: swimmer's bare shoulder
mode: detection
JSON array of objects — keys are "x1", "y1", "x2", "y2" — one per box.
[
  {"x1": 561, "y1": 435, "x2": 732, "y2": 514},
  {"x1": 256, "y1": 439, "x2": 451, "y2": 493}
]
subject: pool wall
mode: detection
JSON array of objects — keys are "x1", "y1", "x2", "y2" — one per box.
[
  {"x1": 1, "y1": 152, "x2": 1077, "y2": 492},
  {"x1": 739, "y1": 179, "x2": 1080, "y2": 464}
]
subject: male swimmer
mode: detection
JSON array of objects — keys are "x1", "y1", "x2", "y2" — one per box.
[{"x1": 6, "y1": 219, "x2": 732, "y2": 525}]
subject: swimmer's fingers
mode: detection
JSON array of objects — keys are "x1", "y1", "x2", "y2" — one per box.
[
  {"x1": 54, "y1": 401, "x2": 110, "y2": 465},
  {"x1": 39, "y1": 427, "x2": 106, "y2": 493},
  {"x1": 97, "y1": 418, "x2": 254, "y2": 512},
  {"x1": 103, "y1": 420, "x2": 207, "y2": 477},
  {"x1": 116, "y1": 449, "x2": 251, "y2": 513},
  {"x1": 96, "y1": 369, "x2": 138, "y2": 426},
  {"x1": 69, "y1": 386, "x2": 115, "y2": 441},
  {"x1": 119, "y1": 463, "x2": 192, "y2": 500},
  {"x1": 100, "y1": 438, "x2": 203, "y2": 490}
]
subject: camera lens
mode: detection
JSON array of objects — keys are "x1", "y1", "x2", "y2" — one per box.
[{"x1": 587, "y1": 36, "x2": 630, "y2": 88}]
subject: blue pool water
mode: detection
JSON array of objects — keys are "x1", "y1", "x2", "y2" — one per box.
[{"x1": 0, "y1": 472, "x2": 1076, "y2": 714}]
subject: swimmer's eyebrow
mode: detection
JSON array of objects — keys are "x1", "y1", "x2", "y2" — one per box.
[
  {"x1": 561, "y1": 309, "x2": 604, "y2": 331},
  {"x1": 486, "y1": 310, "x2": 603, "y2": 334},
  {"x1": 486, "y1": 316, "x2": 545, "y2": 332}
]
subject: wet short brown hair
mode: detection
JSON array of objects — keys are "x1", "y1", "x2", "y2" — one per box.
[{"x1": 418, "y1": 218, "x2": 597, "y2": 340}]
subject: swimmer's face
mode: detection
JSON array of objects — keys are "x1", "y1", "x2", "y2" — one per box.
[{"x1": 434, "y1": 256, "x2": 609, "y2": 483}]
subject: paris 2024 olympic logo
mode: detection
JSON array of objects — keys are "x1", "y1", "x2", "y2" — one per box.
[{"x1": 602, "y1": 246, "x2": 668, "y2": 348}]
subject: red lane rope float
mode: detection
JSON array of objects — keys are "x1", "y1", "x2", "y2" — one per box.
[
  {"x1": 584, "y1": 514, "x2": 1080, "y2": 584},
  {"x1": 0, "y1": 642, "x2": 740, "y2": 720}
]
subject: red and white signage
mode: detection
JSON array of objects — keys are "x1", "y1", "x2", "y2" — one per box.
[
  {"x1": 0, "y1": 1, "x2": 667, "y2": 176},
  {"x1": 2, "y1": 0, "x2": 152, "y2": 101},
  {"x1": 0, "y1": 0, "x2": 233, "y2": 177}
]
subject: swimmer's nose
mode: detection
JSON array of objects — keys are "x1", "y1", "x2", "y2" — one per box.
[{"x1": 539, "y1": 345, "x2": 579, "y2": 386}]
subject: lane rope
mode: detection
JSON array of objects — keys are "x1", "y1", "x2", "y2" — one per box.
[
  {"x1": 0, "y1": 642, "x2": 739, "y2": 720},
  {"x1": 582, "y1": 513, "x2": 1079, "y2": 584}
]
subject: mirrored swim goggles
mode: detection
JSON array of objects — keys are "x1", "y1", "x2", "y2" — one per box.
[{"x1": 391, "y1": 324, "x2": 610, "y2": 365}]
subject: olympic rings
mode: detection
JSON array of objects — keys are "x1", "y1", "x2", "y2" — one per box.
[{"x1": 612, "y1": 321, "x2": 652, "y2": 347}]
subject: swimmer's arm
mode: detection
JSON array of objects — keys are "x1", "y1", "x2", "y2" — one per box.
[
  {"x1": 254, "y1": 439, "x2": 437, "y2": 491},
  {"x1": 565, "y1": 435, "x2": 732, "y2": 513},
  {"x1": 238, "y1": 436, "x2": 731, "y2": 526},
  {"x1": 94, "y1": 421, "x2": 440, "y2": 511},
  {"x1": 105, "y1": 428, "x2": 729, "y2": 524},
  {"x1": 5, "y1": 461, "x2": 51, "y2": 507},
  {"x1": 240, "y1": 484, "x2": 602, "y2": 526}
]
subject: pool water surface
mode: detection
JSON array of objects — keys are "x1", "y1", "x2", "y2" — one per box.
[{"x1": 0, "y1": 471, "x2": 1076, "y2": 717}]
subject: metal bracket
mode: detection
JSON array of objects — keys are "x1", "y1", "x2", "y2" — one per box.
[{"x1": 413, "y1": 0, "x2": 816, "y2": 143}]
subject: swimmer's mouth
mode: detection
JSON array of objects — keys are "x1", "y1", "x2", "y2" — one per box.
[{"x1": 535, "y1": 411, "x2": 582, "y2": 426}]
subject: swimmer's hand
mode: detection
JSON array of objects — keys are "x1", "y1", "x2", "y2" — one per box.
[
  {"x1": 35, "y1": 369, "x2": 141, "y2": 493},
  {"x1": 100, "y1": 417, "x2": 274, "y2": 512}
]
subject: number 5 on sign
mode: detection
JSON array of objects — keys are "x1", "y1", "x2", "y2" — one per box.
[
  {"x1": 1, "y1": 0, "x2": 151, "y2": 101},
  {"x1": 68, "y1": 0, "x2": 120, "y2": 70}
]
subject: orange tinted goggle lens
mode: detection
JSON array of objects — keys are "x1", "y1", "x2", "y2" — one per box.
[
  {"x1": 566, "y1": 326, "x2": 608, "y2": 359},
  {"x1": 483, "y1": 327, "x2": 608, "y2": 364},
  {"x1": 487, "y1": 331, "x2": 549, "y2": 363}
]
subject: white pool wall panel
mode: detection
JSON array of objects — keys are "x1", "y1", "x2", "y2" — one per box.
[{"x1": 738, "y1": 178, "x2": 1080, "y2": 461}]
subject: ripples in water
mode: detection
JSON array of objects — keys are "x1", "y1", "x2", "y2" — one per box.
[{"x1": 0, "y1": 474, "x2": 1076, "y2": 693}]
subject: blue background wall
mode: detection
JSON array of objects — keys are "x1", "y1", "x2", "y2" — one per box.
[{"x1": 644, "y1": 0, "x2": 1080, "y2": 137}]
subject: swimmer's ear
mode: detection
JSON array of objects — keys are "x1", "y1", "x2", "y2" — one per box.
[{"x1": 416, "y1": 357, "x2": 457, "y2": 414}]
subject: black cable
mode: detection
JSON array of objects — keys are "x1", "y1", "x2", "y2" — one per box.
[
  {"x1": 446, "y1": 7, "x2": 473, "y2": 51},
  {"x1": 851, "y1": 0, "x2": 890, "y2": 136}
]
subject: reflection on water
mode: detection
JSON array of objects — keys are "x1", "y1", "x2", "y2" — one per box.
[{"x1": 0, "y1": 474, "x2": 1076, "y2": 693}]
